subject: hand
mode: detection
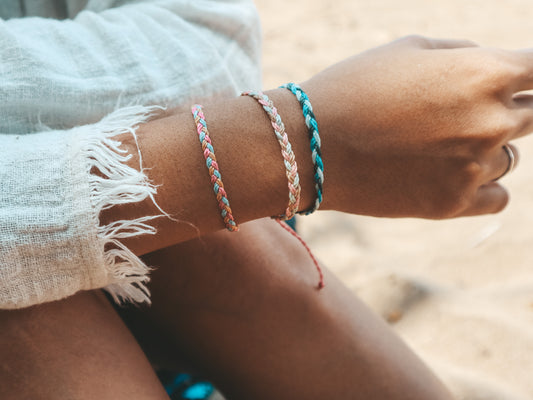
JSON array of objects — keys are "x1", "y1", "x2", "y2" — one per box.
[{"x1": 303, "y1": 35, "x2": 529, "y2": 218}]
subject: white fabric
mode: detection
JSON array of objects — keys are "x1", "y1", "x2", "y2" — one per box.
[{"x1": 0, "y1": 0, "x2": 262, "y2": 308}]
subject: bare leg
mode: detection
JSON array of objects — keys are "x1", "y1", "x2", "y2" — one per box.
[
  {"x1": 125, "y1": 218, "x2": 454, "y2": 400},
  {"x1": 0, "y1": 291, "x2": 169, "y2": 400}
]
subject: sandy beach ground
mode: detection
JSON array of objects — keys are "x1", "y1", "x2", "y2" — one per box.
[{"x1": 255, "y1": 1, "x2": 533, "y2": 399}]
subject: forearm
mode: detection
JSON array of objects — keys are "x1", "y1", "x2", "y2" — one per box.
[
  {"x1": 103, "y1": 36, "x2": 533, "y2": 257},
  {"x1": 101, "y1": 88, "x2": 320, "y2": 256}
]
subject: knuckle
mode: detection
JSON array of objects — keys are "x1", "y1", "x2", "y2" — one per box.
[
  {"x1": 427, "y1": 192, "x2": 466, "y2": 220},
  {"x1": 506, "y1": 61, "x2": 529, "y2": 82},
  {"x1": 400, "y1": 34, "x2": 430, "y2": 47},
  {"x1": 432, "y1": 161, "x2": 481, "y2": 219},
  {"x1": 476, "y1": 50, "x2": 526, "y2": 91},
  {"x1": 500, "y1": 51, "x2": 530, "y2": 80},
  {"x1": 458, "y1": 158, "x2": 484, "y2": 183},
  {"x1": 487, "y1": 112, "x2": 519, "y2": 142},
  {"x1": 467, "y1": 111, "x2": 517, "y2": 152},
  {"x1": 462, "y1": 39, "x2": 478, "y2": 47},
  {"x1": 516, "y1": 117, "x2": 530, "y2": 137},
  {"x1": 463, "y1": 160, "x2": 484, "y2": 181},
  {"x1": 435, "y1": 195, "x2": 470, "y2": 219}
]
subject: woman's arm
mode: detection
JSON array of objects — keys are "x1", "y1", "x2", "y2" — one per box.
[
  {"x1": 3, "y1": 35, "x2": 530, "y2": 309},
  {"x1": 0, "y1": 0, "x2": 261, "y2": 308},
  {"x1": 107, "y1": 36, "x2": 533, "y2": 256}
]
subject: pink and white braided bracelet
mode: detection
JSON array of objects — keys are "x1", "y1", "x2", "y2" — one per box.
[
  {"x1": 242, "y1": 91, "x2": 301, "y2": 220},
  {"x1": 192, "y1": 104, "x2": 238, "y2": 232}
]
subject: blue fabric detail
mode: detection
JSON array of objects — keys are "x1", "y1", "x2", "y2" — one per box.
[
  {"x1": 164, "y1": 373, "x2": 191, "y2": 395},
  {"x1": 285, "y1": 216, "x2": 297, "y2": 231},
  {"x1": 182, "y1": 382, "x2": 215, "y2": 399}
]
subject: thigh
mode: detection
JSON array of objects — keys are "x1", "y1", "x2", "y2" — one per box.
[
  {"x1": 0, "y1": 290, "x2": 169, "y2": 400},
  {"x1": 128, "y1": 218, "x2": 453, "y2": 400}
]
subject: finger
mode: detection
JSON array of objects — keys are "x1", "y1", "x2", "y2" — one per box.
[
  {"x1": 425, "y1": 37, "x2": 479, "y2": 49},
  {"x1": 512, "y1": 92, "x2": 533, "y2": 104},
  {"x1": 459, "y1": 182, "x2": 509, "y2": 217},
  {"x1": 396, "y1": 35, "x2": 479, "y2": 50},
  {"x1": 511, "y1": 97, "x2": 533, "y2": 139},
  {"x1": 508, "y1": 48, "x2": 533, "y2": 91},
  {"x1": 484, "y1": 143, "x2": 519, "y2": 182}
]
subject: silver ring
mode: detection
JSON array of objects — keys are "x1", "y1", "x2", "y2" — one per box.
[{"x1": 498, "y1": 144, "x2": 515, "y2": 180}]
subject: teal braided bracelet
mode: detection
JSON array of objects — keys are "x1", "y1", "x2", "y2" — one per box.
[{"x1": 281, "y1": 83, "x2": 324, "y2": 215}]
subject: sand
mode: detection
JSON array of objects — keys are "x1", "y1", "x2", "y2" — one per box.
[{"x1": 255, "y1": 1, "x2": 533, "y2": 398}]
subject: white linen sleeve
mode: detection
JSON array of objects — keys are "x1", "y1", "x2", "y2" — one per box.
[
  {"x1": 0, "y1": 106, "x2": 167, "y2": 309},
  {"x1": 0, "y1": 0, "x2": 262, "y2": 134},
  {"x1": 0, "y1": 0, "x2": 262, "y2": 309}
]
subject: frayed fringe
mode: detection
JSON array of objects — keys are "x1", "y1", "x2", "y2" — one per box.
[{"x1": 82, "y1": 105, "x2": 166, "y2": 305}]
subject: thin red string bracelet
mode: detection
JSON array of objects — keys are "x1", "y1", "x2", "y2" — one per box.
[{"x1": 275, "y1": 219, "x2": 325, "y2": 290}]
